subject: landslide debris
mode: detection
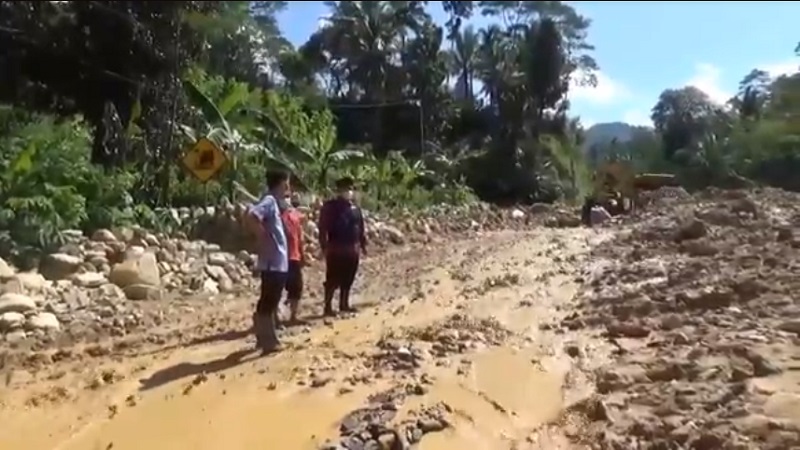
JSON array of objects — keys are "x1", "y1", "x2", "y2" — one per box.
[{"x1": 566, "y1": 188, "x2": 800, "y2": 450}]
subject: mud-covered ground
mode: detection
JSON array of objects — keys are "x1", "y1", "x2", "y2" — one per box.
[
  {"x1": 1, "y1": 188, "x2": 799, "y2": 450},
  {"x1": 565, "y1": 188, "x2": 800, "y2": 450}
]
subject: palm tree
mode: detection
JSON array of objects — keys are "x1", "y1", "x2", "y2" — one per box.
[
  {"x1": 317, "y1": 1, "x2": 425, "y2": 151},
  {"x1": 475, "y1": 25, "x2": 514, "y2": 109},
  {"x1": 449, "y1": 25, "x2": 478, "y2": 102},
  {"x1": 321, "y1": 1, "x2": 417, "y2": 100}
]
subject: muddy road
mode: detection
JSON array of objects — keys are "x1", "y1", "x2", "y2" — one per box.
[
  {"x1": 4, "y1": 190, "x2": 800, "y2": 450},
  {"x1": 0, "y1": 228, "x2": 612, "y2": 450}
]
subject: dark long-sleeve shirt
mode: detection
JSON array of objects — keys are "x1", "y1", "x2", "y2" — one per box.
[{"x1": 318, "y1": 197, "x2": 366, "y2": 256}]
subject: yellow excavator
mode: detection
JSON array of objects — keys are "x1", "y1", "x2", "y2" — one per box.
[{"x1": 582, "y1": 161, "x2": 678, "y2": 225}]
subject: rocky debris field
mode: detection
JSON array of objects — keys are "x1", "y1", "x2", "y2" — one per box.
[
  {"x1": 12, "y1": 187, "x2": 798, "y2": 450},
  {"x1": 2, "y1": 225, "x2": 600, "y2": 450},
  {"x1": 0, "y1": 227, "x2": 256, "y2": 350},
  {"x1": 564, "y1": 188, "x2": 800, "y2": 449},
  {"x1": 189, "y1": 201, "x2": 541, "y2": 253},
  {"x1": 284, "y1": 311, "x2": 521, "y2": 449},
  {"x1": 0, "y1": 202, "x2": 544, "y2": 358}
]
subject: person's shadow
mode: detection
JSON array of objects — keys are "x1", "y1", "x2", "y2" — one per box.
[{"x1": 138, "y1": 348, "x2": 258, "y2": 391}]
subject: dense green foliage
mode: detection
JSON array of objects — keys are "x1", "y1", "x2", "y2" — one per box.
[
  {"x1": 0, "y1": 1, "x2": 798, "y2": 255},
  {"x1": 590, "y1": 66, "x2": 800, "y2": 191}
]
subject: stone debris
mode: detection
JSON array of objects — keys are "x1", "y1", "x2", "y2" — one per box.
[
  {"x1": 11, "y1": 187, "x2": 800, "y2": 449},
  {"x1": 189, "y1": 202, "x2": 534, "y2": 255},
  {"x1": 564, "y1": 187, "x2": 800, "y2": 449},
  {"x1": 0, "y1": 203, "x2": 529, "y2": 351},
  {"x1": 322, "y1": 384, "x2": 451, "y2": 450},
  {"x1": 0, "y1": 227, "x2": 255, "y2": 346},
  {"x1": 370, "y1": 314, "x2": 512, "y2": 372}
]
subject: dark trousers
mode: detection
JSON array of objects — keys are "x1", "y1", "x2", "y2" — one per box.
[
  {"x1": 324, "y1": 252, "x2": 360, "y2": 310},
  {"x1": 582, "y1": 198, "x2": 595, "y2": 226},
  {"x1": 285, "y1": 261, "x2": 303, "y2": 301},
  {"x1": 257, "y1": 271, "x2": 288, "y2": 316}
]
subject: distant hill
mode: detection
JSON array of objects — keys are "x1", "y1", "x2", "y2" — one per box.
[
  {"x1": 583, "y1": 122, "x2": 639, "y2": 149},
  {"x1": 581, "y1": 122, "x2": 655, "y2": 163}
]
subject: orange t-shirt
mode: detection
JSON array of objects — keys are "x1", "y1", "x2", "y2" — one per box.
[{"x1": 281, "y1": 209, "x2": 304, "y2": 262}]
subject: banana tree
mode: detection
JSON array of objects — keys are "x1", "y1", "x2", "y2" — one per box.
[
  {"x1": 350, "y1": 151, "x2": 432, "y2": 205},
  {"x1": 302, "y1": 113, "x2": 368, "y2": 190},
  {"x1": 539, "y1": 133, "x2": 586, "y2": 200},
  {"x1": 255, "y1": 91, "x2": 369, "y2": 191},
  {"x1": 181, "y1": 77, "x2": 256, "y2": 147},
  {"x1": 181, "y1": 76, "x2": 314, "y2": 198},
  {"x1": 311, "y1": 147, "x2": 369, "y2": 191}
]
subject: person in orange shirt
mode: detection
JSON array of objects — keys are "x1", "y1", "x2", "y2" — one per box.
[{"x1": 276, "y1": 193, "x2": 306, "y2": 326}]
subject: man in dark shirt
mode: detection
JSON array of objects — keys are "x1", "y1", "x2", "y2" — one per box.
[{"x1": 318, "y1": 177, "x2": 367, "y2": 316}]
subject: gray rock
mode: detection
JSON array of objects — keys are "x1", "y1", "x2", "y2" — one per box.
[
  {"x1": 0, "y1": 257, "x2": 14, "y2": 279},
  {"x1": 5, "y1": 329, "x2": 27, "y2": 343},
  {"x1": 0, "y1": 293, "x2": 37, "y2": 314},
  {"x1": 27, "y1": 312, "x2": 60, "y2": 331},
  {"x1": 0, "y1": 311, "x2": 25, "y2": 331},
  {"x1": 123, "y1": 284, "x2": 163, "y2": 301},
  {"x1": 40, "y1": 253, "x2": 82, "y2": 280},
  {"x1": 73, "y1": 272, "x2": 108, "y2": 288}
]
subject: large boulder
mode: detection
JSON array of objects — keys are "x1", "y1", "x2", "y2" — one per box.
[
  {"x1": 26, "y1": 312, "x2": 60, "y2": 332},
  {"x1": 0, "y1": 293, "x2": 37, "y2": 314},
  {"x1": 0, "y1": 311, "x2": 25, "y2": 332},
  {"x1": 10, "y1": 272, "x2": 47, "y2": 294},
  {"x1": 0, "y1": 257, "x2": 14, "y2": 280},
  {"x1": 40, "y1": 253, "x2": 82, "y2": 280},
  {"x1": 109, "y1": 247, "x2": 161, "y2": 288}
]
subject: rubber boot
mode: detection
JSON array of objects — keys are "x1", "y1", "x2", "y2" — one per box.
[
  {"x1": 252, "y1": 313, "x2": 265, "y2": 349},
  {"x1": 260, "y1": 315, "x2": 281, "y2": 354}
]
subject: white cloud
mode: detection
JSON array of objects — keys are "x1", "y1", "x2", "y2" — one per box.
[
  {"x1": 686, "y1": 59, "x2": 798, "y2": 105},
  {"x1": 569, "y1": 70, "x2": 630, "y2": 105},
  {"x1": 686, "y1": 63, "x2": 730, "y2": 104},
  {"x1": 758, "y1": 60, "x2": 798, "y2": 78},
  {"x1": 586, "y1": 59, "x2": 797, "y2": 127},
  {"x1": 622, "y1": 109, "x2": 652, "y2": 127}
]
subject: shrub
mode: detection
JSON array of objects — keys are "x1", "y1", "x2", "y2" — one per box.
[{"x1": 0, "y1": 111, "x2": 140, "y2": 261}]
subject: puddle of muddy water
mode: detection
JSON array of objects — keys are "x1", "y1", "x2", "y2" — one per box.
[
  {"x1": 54, "y1": 381, "x2": 379, "y2": 450},
  {"x1": 753, "y1": 369, "x2": 800, "y2": 423},
  {"x1": 470, "y1": 348, "x2": 566, "y2": 425},
  {"x1": 411, "y1": 347, "x2": 569, "y2": 449}
]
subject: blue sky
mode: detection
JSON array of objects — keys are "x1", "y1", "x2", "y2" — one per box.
[{"x1": 276, "y1": 1, "x2": 800, "y2": 127}]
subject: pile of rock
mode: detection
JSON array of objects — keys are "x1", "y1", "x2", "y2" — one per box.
[
  {"x1": 408, "y1": 313, "x2": 512, "y2": 354},
  {"x1": 371, "y1": 314, "x2": 512, "y2": 373},
  {"x1": 185, "y1": 202, "x2": 534, "y2": 255},
  {"x1": 371, "y1": 337, "x2": 431, "y2": 372},
  {"x1": 0, "y1": 226, "x2": 255, "y2": 345},
  {"x1": 567, "y1": 188, "x2": 800, "y2": 449},
  {"x1": 0, "y1": 200, "x2": 538, "y2": 347},
  {"x1": 323, "y1": 384, "x2": 451, "y2": 450}
]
